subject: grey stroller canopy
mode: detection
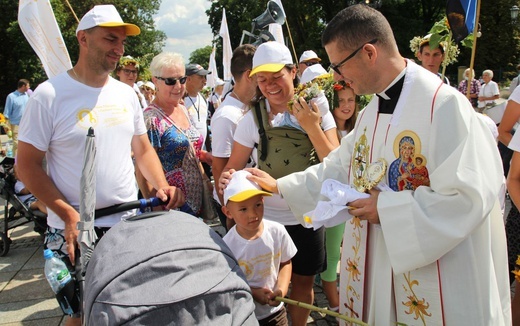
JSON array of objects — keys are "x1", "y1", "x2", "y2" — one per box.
[{"x1": 84, "y1": 211, "x2": 257, "y2": 325}]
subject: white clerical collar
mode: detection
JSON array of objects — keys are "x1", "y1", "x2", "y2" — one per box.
[{"x1": 377, "y1": 68, "x2": 407, "y2": 100}]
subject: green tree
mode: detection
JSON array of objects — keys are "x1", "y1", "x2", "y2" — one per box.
[
  {"x1": 188, "y1": 46, "x2": 213, "y2": 68},
  {"x1": 205, "y1": 0, "x2": 520, "y2": 85},
  {"x1": 205, "y1": 0, "x2": 446, "y2": 67},
  {"x1": 0, "y1": 0, "x2": 166, "y2": 107},
  {"x1": 471, "y1": 0, "x2": 518, "y2": 83}
]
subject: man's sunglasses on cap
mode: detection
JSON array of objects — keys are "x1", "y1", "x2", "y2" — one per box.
[
  {"x1": 303, "y1": 61, "x2": 318, "y2": 67},
  {"x1": 155, "y1": 76, "x2": 187, "y2": 86}
]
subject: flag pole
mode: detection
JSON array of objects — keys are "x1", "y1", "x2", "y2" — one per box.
[
  {"x1": 64, "y1": 0, "x2": 80, "y2": 23},
  {"x1": 467, "y1": 0, "x2": 481, "y2": 101},
  {"x1": 284, "y1": 19, "x2": 298, "y2": 65},
  {"x1": 440, "y1": 31, "x2": 452, "y2": 82}
]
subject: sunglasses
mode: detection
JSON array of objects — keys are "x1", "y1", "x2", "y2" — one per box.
[
  {"x1": 329, "y1": 39, "x2": 378, "y2": 75},
  {"x1": 155, "y1": 76, "x2": 187, "y2": 86},
  {"x1": 303, "y1": 61, "x2": 319, "y2": 67},
  {"x1": 122, "y1": 68, "x2": 138, "y2": 75}
]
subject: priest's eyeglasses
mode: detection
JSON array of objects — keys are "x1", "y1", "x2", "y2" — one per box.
[
  {"x1": 329, "y1": 39, "x2": 378, "y2": 75},
  {"x1": 155, "y1": 76, "x2": 187, "y2": 86}
]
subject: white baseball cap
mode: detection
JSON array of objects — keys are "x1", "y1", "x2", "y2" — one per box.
[
  {"x1": 299, "y1": 50, "x2": 321, "y2": 63},
  {"x1": 300, "y1": 63, "x2": 328, "y2": 84},
  {"x1": 143, "y1": 81, "x2": 155, "y2": 91},
  {"x1": 223, "y1": 170, "x2": 272, "y2": 205},
  {"x1": 76, "y1": 5, "x2": 140, "y2": 36},
  {"x1": 250, "y1": 42, "x2": 293, "y2": 77}
]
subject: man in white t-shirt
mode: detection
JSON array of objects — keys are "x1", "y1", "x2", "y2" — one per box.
[
  {"x1": 478, "y1": 69, "x2": 500, "y2": 111},
  {"x1": 185, "y1": 63, "x2": 211, "y2": 144},
  {"x1": 16, "y1": 5, "x2": 185, "y2": 306},
  {"x1": 211, "y1": 44, "x2": 257, "y2": 230}
]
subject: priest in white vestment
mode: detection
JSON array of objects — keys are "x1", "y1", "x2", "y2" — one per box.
[{"x1": 236, "y1": 5, "x2": 511, "y2": 326}]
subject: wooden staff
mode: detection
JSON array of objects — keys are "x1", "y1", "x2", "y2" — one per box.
[{"x1": 275, "y1": 296, "x2": 369, "y2": 326}]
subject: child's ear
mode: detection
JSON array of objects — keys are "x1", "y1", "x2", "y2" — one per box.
[{"x1": 221, "y1": 205, "x2": 234, "y2": 220}]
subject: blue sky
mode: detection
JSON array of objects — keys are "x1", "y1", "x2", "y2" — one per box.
[{"x1": 153, "y1": 0, "x2": 215, "y2": 62}]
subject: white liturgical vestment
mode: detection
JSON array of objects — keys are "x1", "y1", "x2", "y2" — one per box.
[{"x1": 278, "y1": 61, "x2": 511, "y2": 325}]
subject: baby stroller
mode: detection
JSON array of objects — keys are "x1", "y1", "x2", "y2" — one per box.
[
  {"x1": 75, "y1": 128, "x2": 255, "y2": 324},
  {"x1": 83, "y1": 210, "x2": 257, "y2": 325},
  {"x1": 0, "y1": 156, "x2": 47, "y2": 256}
]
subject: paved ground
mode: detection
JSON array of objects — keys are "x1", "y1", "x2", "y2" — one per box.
[{"x1": 0, "y1": 215, "x2": 338, "y2": 326}]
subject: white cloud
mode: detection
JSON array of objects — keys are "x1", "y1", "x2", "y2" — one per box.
[{"x1": 154, "y1": 0, "x2": 214, "y2": 64}]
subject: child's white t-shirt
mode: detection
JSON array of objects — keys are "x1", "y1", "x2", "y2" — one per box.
[{"x1": 223, "y1": 219, "x2": 297, "y2": 319}]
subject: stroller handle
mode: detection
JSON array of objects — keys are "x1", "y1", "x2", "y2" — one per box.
[{"x1": 94, "y1": 198, "x2": 194, "y2": 219}]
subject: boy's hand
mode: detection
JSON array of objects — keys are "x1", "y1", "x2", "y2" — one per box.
[
  {"x1": 267, "y1": 288, "x2": 283, "y2": 306},
  {"x1": 251, "y1": 287, "x2": 279, "y2": 306}
]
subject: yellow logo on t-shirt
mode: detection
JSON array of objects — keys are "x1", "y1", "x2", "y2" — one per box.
[{"x1": 77, "y1": 109, "x2": 98, "y2": 129}]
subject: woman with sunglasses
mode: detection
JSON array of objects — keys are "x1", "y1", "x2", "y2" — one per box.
[
  {"x1": 135, "y1": 52, "x2": 209, "y2": 217},
  {"x1": 222, "y1": 42, "x2": 339, "y2": 325}
]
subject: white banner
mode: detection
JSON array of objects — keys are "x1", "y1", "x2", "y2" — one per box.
[
  {"x1": 219, "y1": 9, "x2": 232, "y2": 81},
  {"x1": 206, "y1": 46, "x2": 219, "y2": 88},
  {"x1": 18, "y1": 0, "x2": 72, "y2": 78},
  {"x1": 268, "y1": 0, "x2": 286, "y2": 44}
]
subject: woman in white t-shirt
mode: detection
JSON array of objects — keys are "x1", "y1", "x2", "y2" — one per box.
[{"x1": 222, "y1": 42, "x2": 339, "y2": 325}]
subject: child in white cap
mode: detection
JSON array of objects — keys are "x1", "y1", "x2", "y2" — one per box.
[{"x1": 222, "y1": 170, "x2": 297, "y2": 325}]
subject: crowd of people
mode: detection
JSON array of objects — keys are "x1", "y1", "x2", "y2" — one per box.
[{"x1": 8, "y1": 3, "x2": 520, "y2": 326}]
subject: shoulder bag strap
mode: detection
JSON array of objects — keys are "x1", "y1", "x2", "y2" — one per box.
[{"x1": 253, "y1": 101, "x2": 268, "y2": 161}]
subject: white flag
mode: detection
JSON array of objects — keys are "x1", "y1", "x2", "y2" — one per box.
[
  {"x1": 268, "y1": 0, "x2": 286, "y2": 44},
  {"x1": 219, "y1": 9, "x2": 233, "y2": 81},
  {"x1": 206, "y1": 46, "x2": 219, "y2": 88},
  {"x1": 18, "y1": 0, "x2": 72, "y2": 78}
]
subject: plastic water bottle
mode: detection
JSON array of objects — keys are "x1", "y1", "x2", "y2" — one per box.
[
  {"x1": 5, "y1": 142, "x2": 12, "y2": 158},
  {"x1": 5, "y1": 130, "x2": 13, "y2": 157},
  {"x1": 44, "y1": 249, "x2": 71, "y2": 292},
  {"x1": 43, "y1": 249, "x2": 74, "y2": 315}
]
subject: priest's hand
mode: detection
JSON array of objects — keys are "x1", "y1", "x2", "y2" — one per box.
[
  {"x1": 245, "y1": 168, "x2": 279, "y2": 194},
  {"x1": 348, "y1": 189, "x2": 380, "y2": 224}
]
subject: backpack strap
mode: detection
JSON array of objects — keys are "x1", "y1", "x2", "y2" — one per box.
[{"x1": 253, "y1": 101, "x2": 268, "y2": 161}]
